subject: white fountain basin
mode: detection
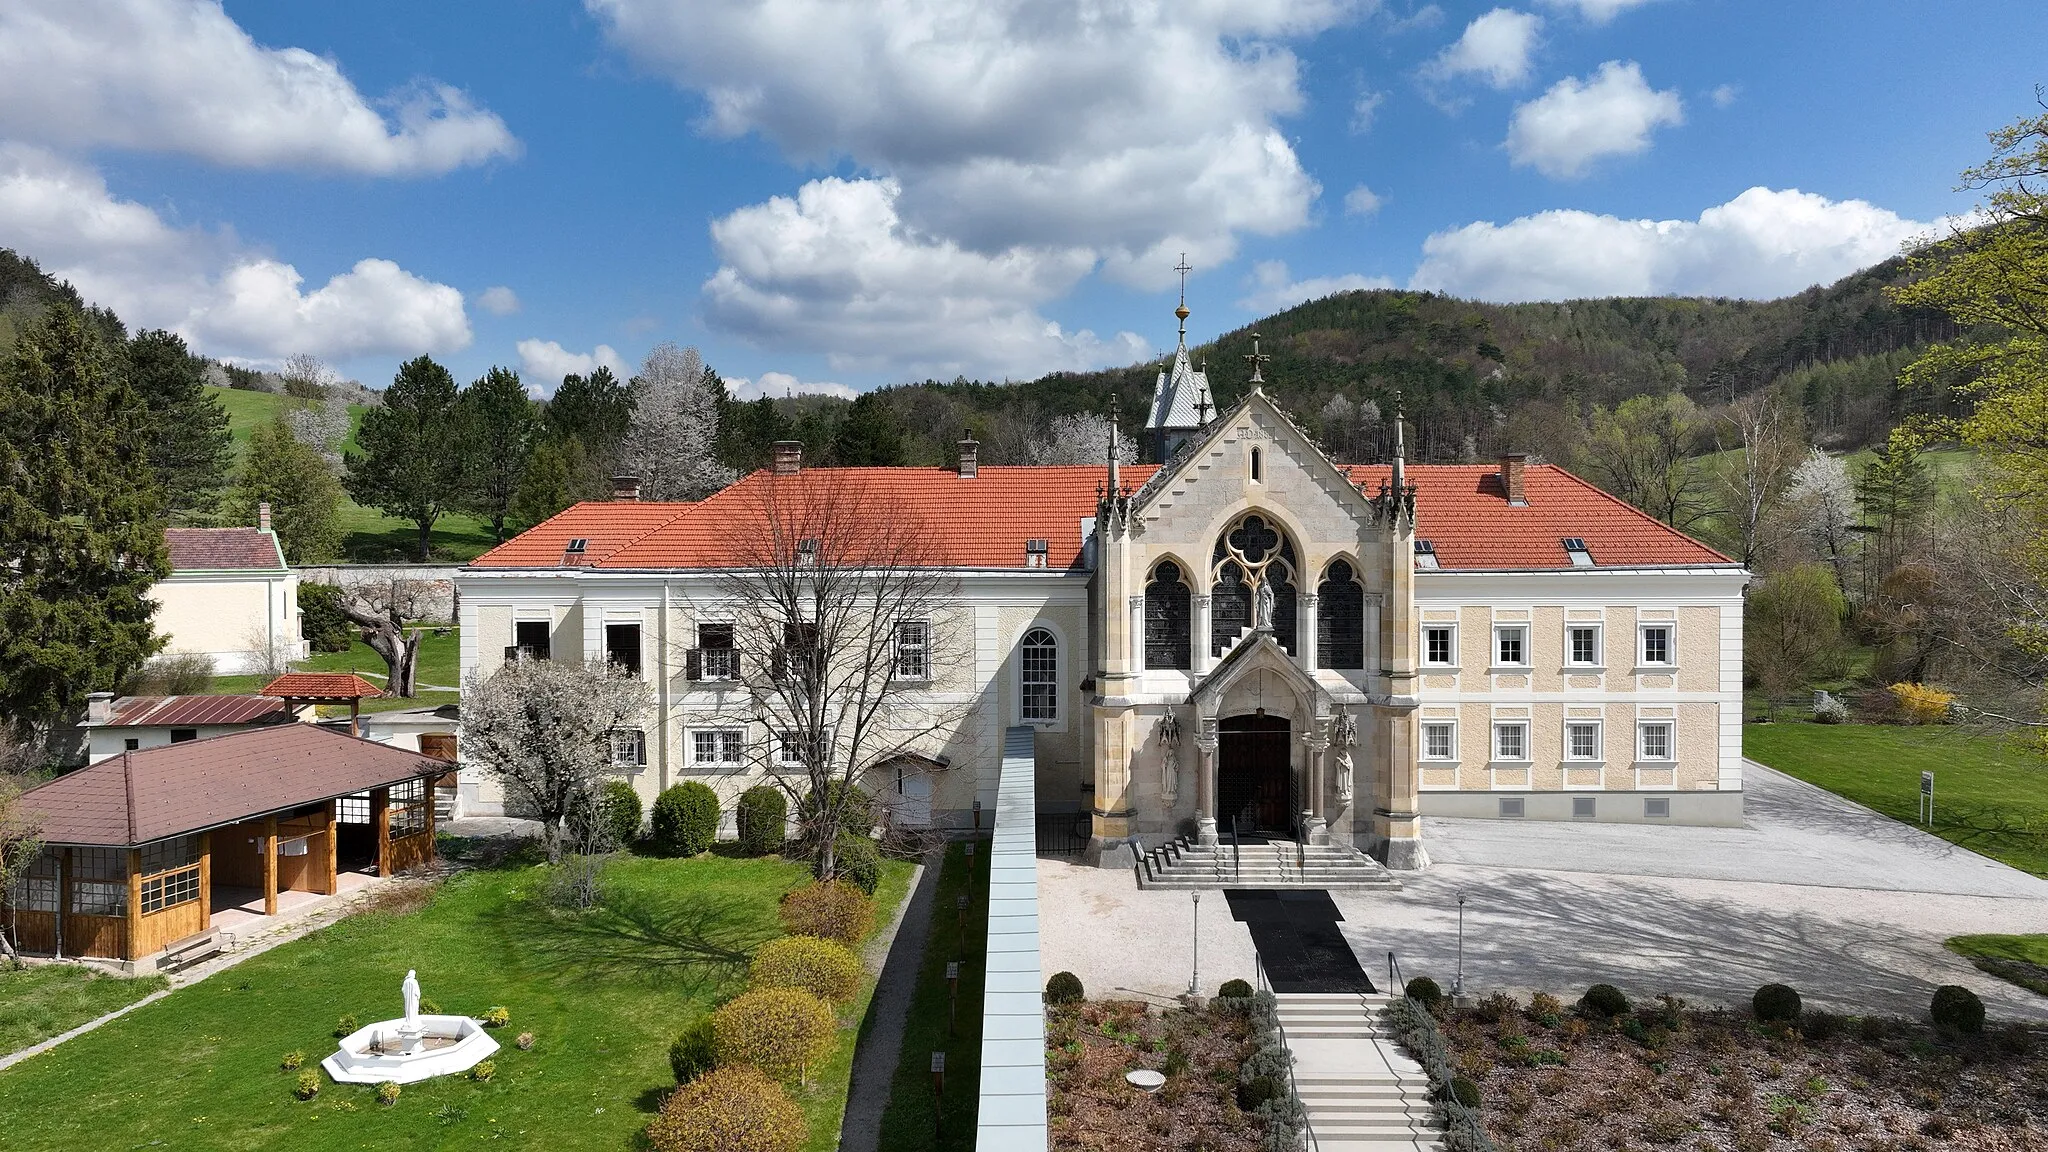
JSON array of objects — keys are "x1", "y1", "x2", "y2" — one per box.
[{"x1": 322, "y1": 1015, "x2": 500, "y2": 1084}]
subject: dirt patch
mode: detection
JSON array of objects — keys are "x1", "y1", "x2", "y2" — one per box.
[{"x1": 1047, "y1": 998, "x2": 1262, "y2": 1152}]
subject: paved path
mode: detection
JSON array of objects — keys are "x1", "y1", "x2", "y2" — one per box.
[
  {"x1": 1041, "y1": 761, "x2": 2048, "y2": 1020},
  {"x1": 837, "y1": 849, "x2": 939, "y2": 1152}
]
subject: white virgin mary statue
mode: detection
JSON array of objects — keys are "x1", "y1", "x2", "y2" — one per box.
[{"x1": 402, "y1": 970, "x2": 422, "y2": 1025}]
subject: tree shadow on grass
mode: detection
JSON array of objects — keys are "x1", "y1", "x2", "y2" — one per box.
[{"x1": 507, "y1": 886, "x2": 774, "y2": 998}]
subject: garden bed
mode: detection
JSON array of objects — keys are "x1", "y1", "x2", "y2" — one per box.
[
  {"x1": 1439, "y1": 988, "x2": 2048, "y2": 1151},
  {"x1": 1045, "y1": 994, "x2": 1271, "y2": 1152}
]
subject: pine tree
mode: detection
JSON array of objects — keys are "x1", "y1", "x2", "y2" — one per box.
[
  {"x1": 511, "y1": 436, "x2": 585, "y2": 529},
  {"x1": 126, "y1": 329, "x2": 232, "y2": 521},
  {"x1": 345, "y1": 355, "x2": 469, "y2": 561},
  {"x1": 460, "y1": 366, "x2": 537, "y2": 542},
  {"x1": 543, "y1": 366, "x2": 634, "y2": 492},
  {"x1": 233, "y1": 416, "x2": 344, "y2": 562},
  {"x1": 0, "y1": 305, "x2": 170, "y2": 728},
  {"x1": 830, "y1": 392, "x2": 905, "y2": 466}
]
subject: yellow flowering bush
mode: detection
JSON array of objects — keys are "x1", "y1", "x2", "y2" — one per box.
[
  {"x1": 1889, "y1": 682, "x2": 1955, "y2": 725},
  {"x1": 712, "y1": 987, "x2": 836, "y2": 1084},
  {"x1": 645, "y1": 1065, "x2": 805, "y2": 1152},
  {"x1": 749, "y1": 935, "x2": 863, "y2": 1004}
]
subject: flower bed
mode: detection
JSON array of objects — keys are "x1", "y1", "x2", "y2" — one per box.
[
  {"x1": 1046, "y1": 996, "x2": 1267, "y2": 1152},
  {"x1": 1437, "y1": 989, "x2": 2048, "y2": 1150}
]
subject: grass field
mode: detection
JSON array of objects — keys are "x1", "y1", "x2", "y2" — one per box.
[
  {"x1": 1744, "y1": 720, "x2": 2048, "y2": 877},
  {"x1": 1945, "y1": 934, "x2": 2048, "y2": 999},
  {"x1": 0, "y1": 853, "x2": 913, "y2": 1151},
  {"x1": 0, "y1": 965, "x2": 168, "y2": 1058},
  {"x1": 878, "y1": 841, "x2": 989, "y2": 1152}
]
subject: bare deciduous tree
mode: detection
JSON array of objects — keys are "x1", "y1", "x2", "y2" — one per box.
[
  {"x1": 1026, "y1": 411, "x2": 1139, "y2": 466},
  {"x1": 461, "y1": 658, "x2": 652, "y2": 864},
  {"x1": 337, "y1": 577, "x2": 435, "y2": 697},
  {"x1": 1583, "y1": 393, "x2": 1714, "y2": 529},
  {"x1": 690, "y1": 473, "x2": 970, "y2": 880},
  {"x1": 1712, "y1": 393, "x2": 1807, "y2": 570},
  {"x1": 620, "y1": 342, "x2": 736, "y2": 501}
]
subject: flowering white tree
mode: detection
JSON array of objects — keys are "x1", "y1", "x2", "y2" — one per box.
[
  {"x1": 460, "y1": 658, "x2": 653, "y2": 864},
  {"x1": 620, "y1": 342, "x2": 736, "y2": 501},
  {"x1": 1025, "y1": 411, "x2": 1137, "y2": 465},
  {"x1": 1787, "y1": 449, "x2": 1859, "y2": 590}
]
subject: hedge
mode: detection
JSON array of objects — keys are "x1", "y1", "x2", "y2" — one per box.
[
  {"x1": 653, "y1": 782, "x2": 720, "y2": 857},
  {"x1": 737, "y1": 786, "x2": 787, "y2": 856},
  {"x1": 645, "y1": 1065, "x2": 806, "y2": 1152}
]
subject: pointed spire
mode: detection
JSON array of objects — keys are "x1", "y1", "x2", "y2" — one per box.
[
  {"x1": 1173, "y1": 253, "x2": 1192, "y2": 348},
  {"x1": 1390, "y1": 389, "x2": 1407, "y2": 493},
  {"x1": 1107, "y1": 394, "x2": 1122, "y2": 492},
  {"x1": 1195, "y1": 380, "x2": 1211, "y2": 428}
]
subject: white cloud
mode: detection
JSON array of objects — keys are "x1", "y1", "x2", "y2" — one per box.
[
  {"x1": 1238, "y1": 259, "x2": 1394, "y2": 313},
  {"x1": 516, "y1": 339, "x2": 627, "y2": 387},
  {"x1": 0, "y1": 0, "x2": 516, "y2": 175},
  {"x1": 1343, "y1": 185, "x2": 1384, "y2": 217},
  {"x1": 703, "y1": 176, "x2": 1150, "y2": 379},
  {"x1": 1506, "y1": 60, "x2": 1682, "y2": 179},
  {"x1": 1710, "y1": 84, "x2": 1738, "y2": 109},
  {"x1": 724, "y1": 372, "x2": 859, "y2": 401},
  {"x1": 1409, "y1": 186, "x2": 1935, "y2": 302},
  {"x1": 1423, "y1": 9, "x2": 1541, "y2": 90},
  {"x1": 477, "y1": 286, "x2": 521, "y2": 316},
  {"x1": 0, "y1": 144, "x2": 469, "y2": 361},
  {"x1": 1540, "y1": 0, "x2": 1657, "y2": 24},
  {"x1": 1351, "y1": 89, "x2": 1387, "y2": 133}
]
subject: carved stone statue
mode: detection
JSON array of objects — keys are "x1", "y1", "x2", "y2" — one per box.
[
  {"x1": 402, "y1": 969, "x2": 422, "y2": 1026},
  {"x1": 1329, "y1": 712, "x2": 1357, "y2": 803},
  {"x1": 1254, "y1": 578, "x2": 1276, "y2": 632},
  {"x1": 1158, "y1": 712, "x2": 1182, "y2": 805}
]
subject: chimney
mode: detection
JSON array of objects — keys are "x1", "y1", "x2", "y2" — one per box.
[
  {"x1": 258, "y1": 501, "x2": 272, "y2": 531},
  {"x1": 957, "y1": 437, "x2": 979, "y2": 478},
  {"x1": 772, "y1": 441, "x2": 803, "y2": 475},
  {"x1": 1500, "y1": 452, "x2": 1528, "y2": 506},
  {"x1": 610, "y1": 474, "x2": 641, "y2": 502},
  {"x1": 87, "y1": 690, "x2": 116, "y2": 725}
]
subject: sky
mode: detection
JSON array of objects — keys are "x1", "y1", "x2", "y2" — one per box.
[{"x1": 0, "y1": 1, "x2": 2041, "y2": 400}]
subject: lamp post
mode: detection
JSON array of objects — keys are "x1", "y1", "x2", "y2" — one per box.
[
  {"x1": 1189, "y1": 890, "x2": 1202, "y2": 996},
  {"x1": 1452, "y1": 893, "x2": 1467, "y2": 999}
]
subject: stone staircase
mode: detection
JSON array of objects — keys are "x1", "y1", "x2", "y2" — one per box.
[
  {"x1": 1135, "y1": 836, "x2": 1400, "y2": 890},
  {"x1": 1275, "y1": 992, "x2": 1443, "y2": 1151}
]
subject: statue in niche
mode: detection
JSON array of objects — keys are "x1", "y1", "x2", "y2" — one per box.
[
  {"x1": 1254, "y1": 578, "x2": 1276, "y2": 632},
  {"x1": 1158, "y1": 712, "x2": 1183, "y2": 805},
  {"x1": 1329, "y1": 711, "x2": 1357, "y2": 803}
]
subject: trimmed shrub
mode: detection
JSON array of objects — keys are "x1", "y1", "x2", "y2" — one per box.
[
  {"x1": 1218, "y1": 978, "x2": 1254, "y2": 999},
  {"x1": 1236, "y1": 1074, "x2": 1280, "y2": 1111},
  {"x1": 822, "y1": 834, "x2": 879, "y2": 895},
  {"x1": 1404, "y1": 976, "x2": 1444, "y2": 1010},
  {"x1": 1045, "y1": 971, "x2": 1084, "y2": 1006},
  {"x1": 646, "y1": 1065, "x2": 806, "y2": 1152},
  {"x1": 335, "y1": 1014, "x2": 358, "y2": 1038},
  {"x1": 376, "y1": 1081, "x2": 401, "y2": 1106},
  {"x1": 653, "y1": 782, "x2": 720, "y2": 858},
  {"x1": 670, "y1": 1016, "x2": 718, "y2": 1085},
  {"x1": 1753, "y1": 983, "x2": 1802, "y2": 1023},
  {"x1": 298, "y1": 582, "x2": 355, "y2": 653},
  {"x1": 1579, "y1": 984, "x2": 1630, "y2": 1019},
  {"x1": 1450, "y1": 1076, "x2": 1482, "y2": 1109},
  {"x1": 1890, "y1": 682, "x2": 1956, "y2": 725},
  {"x1": 798, "y1": 781, "x2": 877, "y2": 845},
  {"x1": 737, "y1": 787, "x2": 788, "y2": 856},
  {"x1": 293, "y1": 1071, "x2": 320, "y2": 1100},
  {"x1": 778, "y1": 881, "x2": 873, "y2": 946},
  {"x1": 480, "y1": 1006, "x2": 511, "y2": 1028},
  {"x1": 280, "y1": 1051, "x2": 305, "y2": 1071},
  {"x1": 470, "y1": 1060, "x2": 496, "y2": 1082},
  {"x1": 599, "y1": 781, "x2": 643, "y2": 850},
  {"x1": 750, "y1": 936, "x2": 863, "y2": 1004},
  {"x1": 1931, "y1": 985, "x2": 1986, "y2": 1034},
  {"x1": 712, "y1": 988, "x2": 837, "y2": 1083}
]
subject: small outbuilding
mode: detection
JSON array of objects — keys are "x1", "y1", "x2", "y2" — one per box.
[
  {"x1": 6, "y1": 724, "x2": 445, "y2": 970},
  {"x1": 78, "y1": 692, "x2": 310, "y2": 764}
]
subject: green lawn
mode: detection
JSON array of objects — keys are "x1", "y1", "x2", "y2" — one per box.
[
  {"x1": 0, "y1": 853, "x2": 912, "y2": 1151},
  {"x1": 0, "y1": 965, "x2": 168, "y2": 1058},
  {"x1": 878, "y1": 840, "x2": 989, "y2": 1152},
  {"x1": 1945, "y1": 934, "x2": 2048, "y2": 999},
  {"x1": 210, "y1": 629, "x2": 461, "y2": 714},
  {"x1": 1744, "y1": 721, "x2": 2048, "y2": 877}
]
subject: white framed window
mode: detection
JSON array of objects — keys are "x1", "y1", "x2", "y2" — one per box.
[
  {"x1": 1493, "y1": 625, "x2": 1527, "y2": 668},
  {"x1": 1639, "y1": 623, "x2": 1674, "y2": 667},
  {"x1": 610, "y1": 728, "x2": 646, "y2": 767},
  {"x1": 691, "y1": 729, "x2": 743, "y2": 768},
  {"x1": 893, "y1": 620, "x2": 931, "y2": 681},
  {"x1": 1423, "y1": 625, "x2": 1457, "y2": 667},
  {"x1": 694, "y1": 622, "x2": 737, "y2": 681},
  {"x1": 1565, "y1": 721, "x2": 1602, "y2": 761},
  {"x1": 1492, "y1": 722, "x2": 1529, "y2": 762},
  {"x1": 1568, "y1": 625, "x2": 1602, "y2": 667},
  {"x1": 1020, "y1": 627, "x2": 1058, "y2": 723},
  {"x1": 778, "y1": 728, "x2": 834, "y2": 768},
  {"x1": 1421, "y1": 722, "x2": 1457, "y2": 761},
  {"x1": 1637, "y1": 721, "x2": 1675, "y2": 762}
]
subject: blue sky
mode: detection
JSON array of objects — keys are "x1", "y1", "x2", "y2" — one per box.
[{"x1": 1, "y1": 1, "x2": 2041, "y2": 398}]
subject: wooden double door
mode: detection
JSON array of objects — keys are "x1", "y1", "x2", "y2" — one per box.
[{"x1": 1218, "y1": 714, "x2": 1293, "y2": 834}]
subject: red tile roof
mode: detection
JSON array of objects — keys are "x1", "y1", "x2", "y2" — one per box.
[
  {"x1": 21, "y1": 724, "x2": 444, "y2": 846},
  {"x1": 466, "y1": 460, "x2": 1730, "y2": 573},
  {"x1": 164, "y1": 527, "x2": 285, "y2": 572},
  {"x1": 263, "y1": 673, "x2": 384, "y2": 700},
  {"x1": 101, "y1": 695, "x2": 298, "y2": 728}
]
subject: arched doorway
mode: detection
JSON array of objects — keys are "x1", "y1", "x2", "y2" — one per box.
[{"x1": 1218, "y1": 714, "x2": 1292, "y2": 834}]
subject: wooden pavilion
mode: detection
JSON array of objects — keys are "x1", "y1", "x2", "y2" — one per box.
[
  {"x1": 4, "y1": 724, "x2": 445, "y2": 970},
  {"x1": 263, "y1": 671, "x2": 384, "y2": 736}
]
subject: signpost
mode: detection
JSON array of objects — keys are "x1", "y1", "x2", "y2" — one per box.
[{"x1": 1920, "y1": 771, "x2": 1934, "y2": 826}]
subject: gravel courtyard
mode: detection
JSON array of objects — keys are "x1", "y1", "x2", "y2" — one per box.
[{"x1": 1038, "y1": 760, "x2": 2048, "y2": 1019}]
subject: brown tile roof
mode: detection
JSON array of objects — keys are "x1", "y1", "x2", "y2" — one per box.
[
  {"x1": 262, "y1": 673, "x2": 384, "y2": 700},
  {"x1": 164, "y1": 527, "x2": 286, "y2": 572},
  {"x1": 20, "y1": 724, "x2": 444, "y2": 847},
  {"x1": 101, "y1": 695, "x2": 299, "y2": 728}
]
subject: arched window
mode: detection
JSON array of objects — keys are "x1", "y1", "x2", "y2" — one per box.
[
  {"x1": 1144, "y1": 561, "x2": 1192, "y2": 670},
  {"x1": 1020, "y1": 628, "x2": 1058, "y2": 722},
  {"x1": 1210, "y1": 512, "x2": 1298, "y2": 656},
  {"x1": 1249, "y1": 446, "x2": 1262, "y2": 482},
  {"x1": 1317, "y1": 559, "x2": 1366, "y2": 669}
]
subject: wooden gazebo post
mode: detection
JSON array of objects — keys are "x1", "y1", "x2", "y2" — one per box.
[
  {"x1": 259, "y1": 673, "x2": 385, "y2": 738},
  {"x1": 262, "y1": 814, "x2": 279, "y2": 916}
]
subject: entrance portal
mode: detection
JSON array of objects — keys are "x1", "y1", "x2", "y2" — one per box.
[{"x1": 1218, "y1": 714, "x2": 1292, "y2": 834}]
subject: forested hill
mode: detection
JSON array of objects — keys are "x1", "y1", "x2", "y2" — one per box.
[{"x1": 872, "y1": 256, "x2": 1962, "y2": 467}]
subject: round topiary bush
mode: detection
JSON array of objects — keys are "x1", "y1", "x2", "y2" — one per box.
[
  {"x1": 1218, "y1": 979, "x2": 1254, "y2": 999},
  {"x1": 1404, "y1": 976, "x2": 1444, "y2": 1009},
  {"x1": 1045, "y1": 971, "x2": 1084, "y2": 1006},
  {"x1": 1752, "y1": 983, "x2": 1802, "y2": 1023},
  {"x1": 712, "y1": 988, "x2": 837, "y2": 1084},
  {"x1": 1450, "y1": 1076, "x2": 1482, "y2": 1109},
  {"x1": 646, "y1": 1065, "x2": 807, "y2": 1152},
  {"x1": 750, "y1": 936, "x2": 863, "y2": 1004},
  {"x1": 600, "y1": 780, "x2": 643, "y2": 850},
  {"x1": 778, "y1": 881, "x2": 874, "y2": 947},
  {"x1": 822, "y1": 834, "x2": 879, "y2": 895},
  {"x1": 737, "y1": 786, "x2": 788, "y2": 856},
  {"x1": 1579, "y1": 984, "x2": 1630, "y2": 1019},
  {"x1": 293, "y1": 1071, "x2": 320, "y2": 1100},
  {"x1": 670, "y1": 1016, "x2": 718, "y2": 1085},
  {"x1": 1236, "y1": 1074, "x2": 1280, "y2": 1111},
  {"x1": 1931, "y1": 985, "x2": 1986, "y2": 1034},
  {"x1": 653, "y1": 782, "x2": 720, "y2": 857}
]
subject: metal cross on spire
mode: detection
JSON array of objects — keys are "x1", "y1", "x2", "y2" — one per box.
[
  {"x1": 1173, "y1": 253, "x2": 1192, "y2": 342},
  {"x1": 1243, "y1": 331, "x2": 1270, "y2": 384}
]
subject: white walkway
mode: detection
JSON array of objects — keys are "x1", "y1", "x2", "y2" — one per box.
[{"x1": 1276, "y1": 993, "x2": 1441, "y2": 1152}]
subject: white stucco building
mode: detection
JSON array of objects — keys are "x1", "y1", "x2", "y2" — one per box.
[{"x1": 153, "y1": 521, "x2": 306, "y2": 675}]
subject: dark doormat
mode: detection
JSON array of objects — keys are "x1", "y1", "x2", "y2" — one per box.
[{"x1": 1224, "y1": 889, "x2": 1376, "y2": 994}]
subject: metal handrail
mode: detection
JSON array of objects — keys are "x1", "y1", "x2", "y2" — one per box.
[
  {"x1": 1387, "y1": 950, "x2": 1405, "y2": 994},
  {"x1": 1229, "y1": 824, "x2": 1241, "y2": 880},
  {"x1": 1254, "y1": 954, "x2": 1319, "y2": 1152}
]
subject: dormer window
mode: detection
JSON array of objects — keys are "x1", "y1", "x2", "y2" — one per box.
[
  {"x1": 1562, "y1": 537, "x2": 1594, "y2": 567},
  {"x1": 562, "y1": 538, "x2": 589, "y2": 566},
  {"x1": 1414, "y1": 539, "x2": 1440, "y2": 570},
  {"x1": 796, "y1": 538, "x2": 820, "y2": 565},
  {"x1": 1025, "y1": 539, "x2": 1050, "y2": 569}
]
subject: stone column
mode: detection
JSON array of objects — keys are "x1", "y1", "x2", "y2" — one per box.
[
  {"x1": 1195, "y1": 719, "x2": 1219, "y2": 846},
  {"x1": 1193, "y1": 594, "x2": 1213, "y2": 674},
  {"x1": 1128, "y1": 596, "x2": 1147, "y2": 674},
  {"x1": 1298, "y1": 592, "x2": 1319, "y2": 671},
  {"x1": 1303, "y1": 726, "x2": 1330, "y2": 845}
]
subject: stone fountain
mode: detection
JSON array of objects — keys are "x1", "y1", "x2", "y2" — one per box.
[{"x1": 322, "y1": 969, "x2": 499, "y2": 1085}]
